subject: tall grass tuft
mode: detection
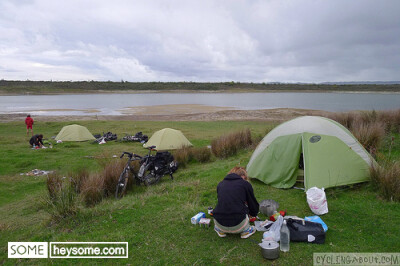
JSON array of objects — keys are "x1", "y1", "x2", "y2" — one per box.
[
  {"x1": 80, "y1": 173, "x2": 105, "y2": 207},
  {"x1": 70, "y1": 168, "x2": 89, "y2": 194},
  {"x1": 173, "y1": 146, "x2": 212, "y2": 167},
  {"x1": 211, "y1": 128, "x2": 252, "y2": 158},
  {"x1": 351, "y1": 121, "x2": 386, "y2": 155},
  {"x1": 47, "y1": 173, "x2": 63, "y2": 201},
  {"x1": 328, "y1": 112, "x2": 359, "y2": 129},
  {"x1": 46, "y1": 173, "x2": 79, "y2": 219},
  {"x1": 377, "y1": 109, "x2": 400, "y2": 133},
  {"x1": 251, "y1": 126, "x2": 274, "y2": 149},
  {"x1": 173, "y1": 146, "x2": 194, "y2": 168},
  {"x1": 328, "y1": 109, "x2": 400, "y2": 134},
  {"x1": 192, "y1": 146, "x2": 212, "y2": 163},
  {"x1": 102, "y1": 159, "x2": 126, "y2": 196},
  {"x1": 370, "y1": 161, "x2": 400, "y2": 202}
]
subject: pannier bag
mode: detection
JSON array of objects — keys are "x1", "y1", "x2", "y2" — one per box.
[
  {"x1": 286, "y1": 218, "x2": 325, "y2": 244},
  {"x1": 155, "y1": 151, "x2": 174, "y2": 164}
]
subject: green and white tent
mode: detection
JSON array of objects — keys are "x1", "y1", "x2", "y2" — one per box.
[
  {"x1": 143, "y1": 128, "x2": 193, "y2": 150},
  {"x1": 247, "y1": 116, "x2": 375, "y2": 190},
  {"x1": 55, "y1": 124, "x2": 96, "y2": 142}
]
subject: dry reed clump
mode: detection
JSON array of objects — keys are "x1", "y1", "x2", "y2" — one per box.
[
  {"x1": 173, "y1": 146, "x2": 212, "y2": 167},
  {"x1": 47, "y1": 173, "x2": 63, "y2": 200},
  {"x1": 211, "y1": 128, "x2": 252, "y2": 158},
  {"x1": 328, "y1": 109, "x2": 400, "y2": 134},
  {"x1": 173, "y1": 146, "x2": 194, "y2": 167},
  {"x1": 80, "y1": 173, "x2": 105, "y2": 207},
  {"x1": 351, "y1": 121, "x2": 386, "y2": 154},
  {"x1": 377, "y1": 109, "x2": 400, "y2": 133},
  {"x1": 46, "y1": 157, "x2": 141, "y2": 211},
  {"x1": 327, "y1": 109, "x2": 400, "y2": 154},
  {"x1": 46, "y1": 173, "x2": 78, "y2": 218},
  {"x1": 70, "y1": 168, "x2": 89, "y2": 194},
  {"x1": 251, "y1": 126, "x2": 274, "y2": 149},
  {"x1": 192, "y1": 146, "x2": 212, "y2": 163},
  {"x1": 327, "y1": 111, "x2": 359, "y2": 130},
  {"x1": 370, "y1": 161, "x2": 400, "y2": 202},
  {"x1": 102, "y1": 159, "x2": 126, "y2": 196}
]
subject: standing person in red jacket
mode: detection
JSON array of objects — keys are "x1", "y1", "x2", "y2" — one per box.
[{"x1": 25, "y1": 114, "x2": 34, "y2": 136}]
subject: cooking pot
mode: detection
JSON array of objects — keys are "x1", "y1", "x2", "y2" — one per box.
[
  {"x1": 259, "y1": 240, "x2": 280, "y2": 260},
  {"x1": 259, "y1": 199, "x2": 279, "y2": 216}
]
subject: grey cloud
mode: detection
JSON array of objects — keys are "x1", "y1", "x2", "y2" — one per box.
[{"x1": 0, "y1": 0, "x2": 399, "y2": 82}]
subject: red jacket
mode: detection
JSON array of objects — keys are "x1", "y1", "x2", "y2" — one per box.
[{"x1": 25, "y1": 117, "x2": 34, "y2": 126}]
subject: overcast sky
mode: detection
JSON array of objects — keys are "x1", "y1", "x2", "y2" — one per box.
[{"x1": 1, "y1": 0, "x2": 399, "y2": 83}]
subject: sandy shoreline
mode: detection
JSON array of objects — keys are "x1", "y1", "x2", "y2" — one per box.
[{"x1": 0, "y1": 106, "x2": 330, "y2": 123}]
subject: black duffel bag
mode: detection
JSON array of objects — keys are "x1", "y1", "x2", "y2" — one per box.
[{"x1": 286, "y1": 218, "x2": 325, "y2": 244}]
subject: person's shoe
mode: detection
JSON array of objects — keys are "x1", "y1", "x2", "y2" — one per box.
[
  {"x1": 240, "y1": 226, "x2": 256, "y2": 239},
  {"x1": 214, "y1": 226, "x2": 226, "y2": 238}
]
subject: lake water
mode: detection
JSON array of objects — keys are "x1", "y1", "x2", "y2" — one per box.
[{"x1": 0, "y1": 92, "x2": 399, "y2": 116}]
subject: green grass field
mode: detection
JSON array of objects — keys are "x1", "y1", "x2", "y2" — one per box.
[{"x1": 0, "y1": 120, "x2": 399, "y2": 265}]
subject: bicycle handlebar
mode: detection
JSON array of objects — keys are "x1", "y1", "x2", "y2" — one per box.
[
  {"x1": 120, "y1": 152, "x2": 143, "y2": 159},
  {"x1": 120, "y1": 152, "x2": 133, "y2": 158}
]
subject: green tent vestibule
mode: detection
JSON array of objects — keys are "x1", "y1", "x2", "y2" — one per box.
[{"x1": 247, "y1": 116, "x2": 375, "y2": 190}]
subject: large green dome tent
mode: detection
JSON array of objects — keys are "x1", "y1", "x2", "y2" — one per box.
[
  {"x1": 247, "y1": 116, "x2": 375, "y2": 190},
  {"x1": 55, "y1": 124, "x2": 96, "y2": 142},
  {"x1": 143, "y1": 128, "x2": 192, "y2": 150}
]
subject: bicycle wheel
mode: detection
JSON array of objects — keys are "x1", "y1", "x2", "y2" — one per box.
[{"x1": 115, "y1": 170, "x2": 129, "y2": 199}]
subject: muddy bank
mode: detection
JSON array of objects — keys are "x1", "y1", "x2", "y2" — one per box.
[{"x1": 0, "y1": 107, "x2": 329, "y2": 122}]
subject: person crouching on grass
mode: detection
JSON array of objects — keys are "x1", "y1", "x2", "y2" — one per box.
[
  {"x1": 212, "y1": 166, "x2": 259, "y2": 239},
  {"x1": 29, "y1": 134, "x2": 44, "y2": 148}
]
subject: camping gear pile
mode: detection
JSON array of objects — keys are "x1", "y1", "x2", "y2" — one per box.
[
  {"x1": 21, "y1": 169, "x2": 54, "y2": 176},
  {"x1": 92, "y1": 131, "x2": 118, "y2": 144},
  {"x1": 255, "y1": 199, "x2": 328, "y2": 260},
  {"x1": 121, "y1": 132, "x2": 148, "y2": 143}
]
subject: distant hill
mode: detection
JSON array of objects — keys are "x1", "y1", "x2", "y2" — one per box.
[
  {"x1": 321, "y1": 81, "x2": 400, "y2": 85},
  {"x1": 0, "y1": 80, "x2": 399, "y2": 95}
]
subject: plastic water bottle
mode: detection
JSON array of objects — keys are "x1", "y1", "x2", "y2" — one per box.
[{"x1": 280, "y1": 220, "x2": 290, "y2": 252}]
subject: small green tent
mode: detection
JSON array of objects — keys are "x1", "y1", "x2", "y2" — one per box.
[
  {"x1": 144, "y1": 128, "x2": 192, "y2": 150},
  {"x1": 247, "y1": 116, "x2": 375, "y2": 190},
  {"x1": 55, "y1": 124, "x2": 96, "y2": 142}
]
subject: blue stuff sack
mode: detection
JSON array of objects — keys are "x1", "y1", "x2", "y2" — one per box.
[{"x1": 305, "y1": 215, "x2": 328, "y2": 232}]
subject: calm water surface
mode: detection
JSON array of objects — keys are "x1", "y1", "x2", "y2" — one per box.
[{"x1": 0, "y1": 92, "x2": 399, "y2": 115}]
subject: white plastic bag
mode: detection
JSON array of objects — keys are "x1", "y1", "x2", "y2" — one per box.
[
  {"x1": 263, "y1": 215, "x2": 283, "y2": 242},
  {"x1": 306, "y1": 187, "x2": 328, "y2": 215}
]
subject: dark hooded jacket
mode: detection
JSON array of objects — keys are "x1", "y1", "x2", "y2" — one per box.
[
  {"x1": 213, "y1": 173, "x2": 259, "y2": 227},
  {"x1": 29, "y1": 134, "x2": 43, "y2": 146}
]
